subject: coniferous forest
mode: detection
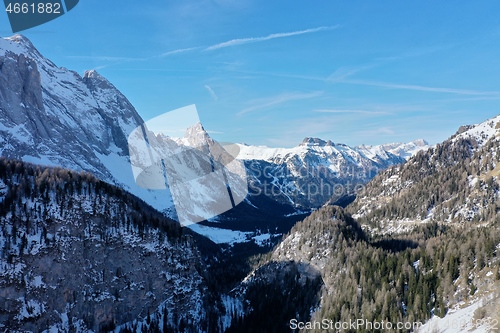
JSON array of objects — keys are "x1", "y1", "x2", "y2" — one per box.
[{"x1": 226, "y1": 206, "x2": 500, "y2": 332}]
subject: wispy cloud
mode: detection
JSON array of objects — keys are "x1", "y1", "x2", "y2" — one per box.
[
  {"x1": 204, "y1": 85, "x2": 219, "y2": 100},
  {"x1": 205, "y1": 25, "x2": 338, "y2": 51},
  {"x1": 233, "y1": 69, "x2": 325, "y2": 81},
  {"x1": 68, "y1": 55, "x2": 143, "y2": 62},
  {"x1": 340, "y1": 79, "x2": 500, "y2": 96},
  {"x1": 238, "y1": 91, "x2": 323, "y2": 116},
  {"x1": 327, "y1": 65, "x2": 378, "y2": 82},
  {"x1": 70, "y1": 46, "x2": 200, "y2": 70},
  {"x1": 328, "y1": 44, "x2": 457, "y2": 82},
  {"x1": 159, "y1": 47, "x2": 200, "y2": 57},
  {"x1": 74, "y1": 26, "x2": 339, "y2": 71},
  {"x1": 315, "y1": 109, "x2": 390, "y2": 115}
]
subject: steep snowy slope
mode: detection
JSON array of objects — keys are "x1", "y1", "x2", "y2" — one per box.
[
  {"x1": 0, "y1": 35, "x2": 174, "y2": 215},
  {"x1": 451, "y1": 114, "x2": 500, "y2": 145}
]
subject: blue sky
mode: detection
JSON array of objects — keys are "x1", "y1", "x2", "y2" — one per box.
[{"x1": 2, "y1": 0, "x2": 500, "y2": 147}]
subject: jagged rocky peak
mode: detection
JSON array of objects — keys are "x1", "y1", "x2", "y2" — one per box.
[
  {"x1": 183, "y1": 122, "x2": 213, "y2": 147},
  {"x1": 82, "y1": 68, "x2": 144, "y2": 139},
  {"x1": 83, "y1": 69, "x2": 100, "y2": 78},
  {"x1": 0, "y1": 34, "x2": 172, "y2": 213},
  {"x1": 299, "y1": 137, "x2": 334, "y2": 147},
  {"x1": 185, "y1": 121, "x2": 206, "y2": 135},
  {"x1": 83, "y1": 69, "x2": 113, "y2": 90},
  {"x1": 6, "y1": 34, "x2": 31, "y2": 43},
  {"x1": 412, "y1": 138, "x2": 429, "y2": 146}
]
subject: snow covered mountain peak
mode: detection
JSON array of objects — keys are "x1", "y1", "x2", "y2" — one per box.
[
  {"x1": 172, "y1": 121, "x2": 213, "y2": 149},
  {"x1": 84, "y1": 69, "x2": 99, "y2": 78},
  {"x1": 184, "y1": 121, "x2": 206, "y2": 138},
  {"x1": 238, "y1": 137, "x2": 429, "y2": 164},
  {"x1": 412, "y1": 138, "x2": 429, "y2": 146},
  {"x1": 1, "y1": 35, "x2": 47, "y2": 64},
  {"x1": 83, "y1": 69, "x2": 114, "y2": 89},
  {"x1": 83, "y1": 69, "x2": 119, "y2": 93},
  {"x1": 451, "y1": 113, "x2": 500, "y2": 146},
  {"x1": 299, "y1": 137, "x2": 335, "y2": 147},
  {"x1": 83, "y1": 69, "x2": 110, "y2": 87},
  {"x1": 5, "y1": 34, "x2": 34, "y2": 48},
  {"x1": 234, "y1": 137, "x2": 430, "y2": 209}
]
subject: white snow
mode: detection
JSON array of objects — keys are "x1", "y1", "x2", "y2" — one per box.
[
  {"x1": 94, "y1": 145, "x2": 174, "y2": 214},
  {"x1": 30, "y1": 275, "x2": 45, "y2": 289},
  {"x1": 187, "y1": 224, "x2": 251, "y2": 244},
  {"x1": 15, "y1": 297, "x2": 45, "y2": 320},
  {"x1": 21, "y1": 155, "x2": 59, "y2": 168},
  {"x1": 418, "y1": 300, "x2": 493, "y2": 333},
  {"x1": 254, "y1": 233, "x2": 272, "y2": 246},
  {"x1": 469, "y1": 176, "x2": 479, "y2": 188},
  {"x1": 452, "y1": 114, "x2": 500, "y2": 146},
  {"x1": 237, "y1": 143, "x2": 310, "y2": 161},
  {"x1": 237, "y1": 139, "x2": 429, "y2": 164},
  {"x1": 0, "y1": 35, "x2": 27, "y2": 57},
  {"x1": 0, "y1": 179, "x2": 7, "y2": 203},
  {"x1": 220, "y1": 294, "x2": 245, "y2": 331}
]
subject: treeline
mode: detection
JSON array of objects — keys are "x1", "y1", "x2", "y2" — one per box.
[{"x1": 0, "y1": 157, "x2": 184, "y2": 252}]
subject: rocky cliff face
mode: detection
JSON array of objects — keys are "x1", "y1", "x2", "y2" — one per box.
[{"x1": 0, "y1": 35, "x2": 174, "y2": 216}]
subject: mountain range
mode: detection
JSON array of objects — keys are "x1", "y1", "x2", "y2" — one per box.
[{"x1": 0, "y1": 34, "x2": 429, "y2": 245}]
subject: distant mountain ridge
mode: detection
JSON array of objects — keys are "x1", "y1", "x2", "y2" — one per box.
[
  {"x1": 237, "y1": 137, "x2": 429, "y2": 210},
  {"x1": 237, "y1": 137, "x2": 428, "y2": 162}
]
